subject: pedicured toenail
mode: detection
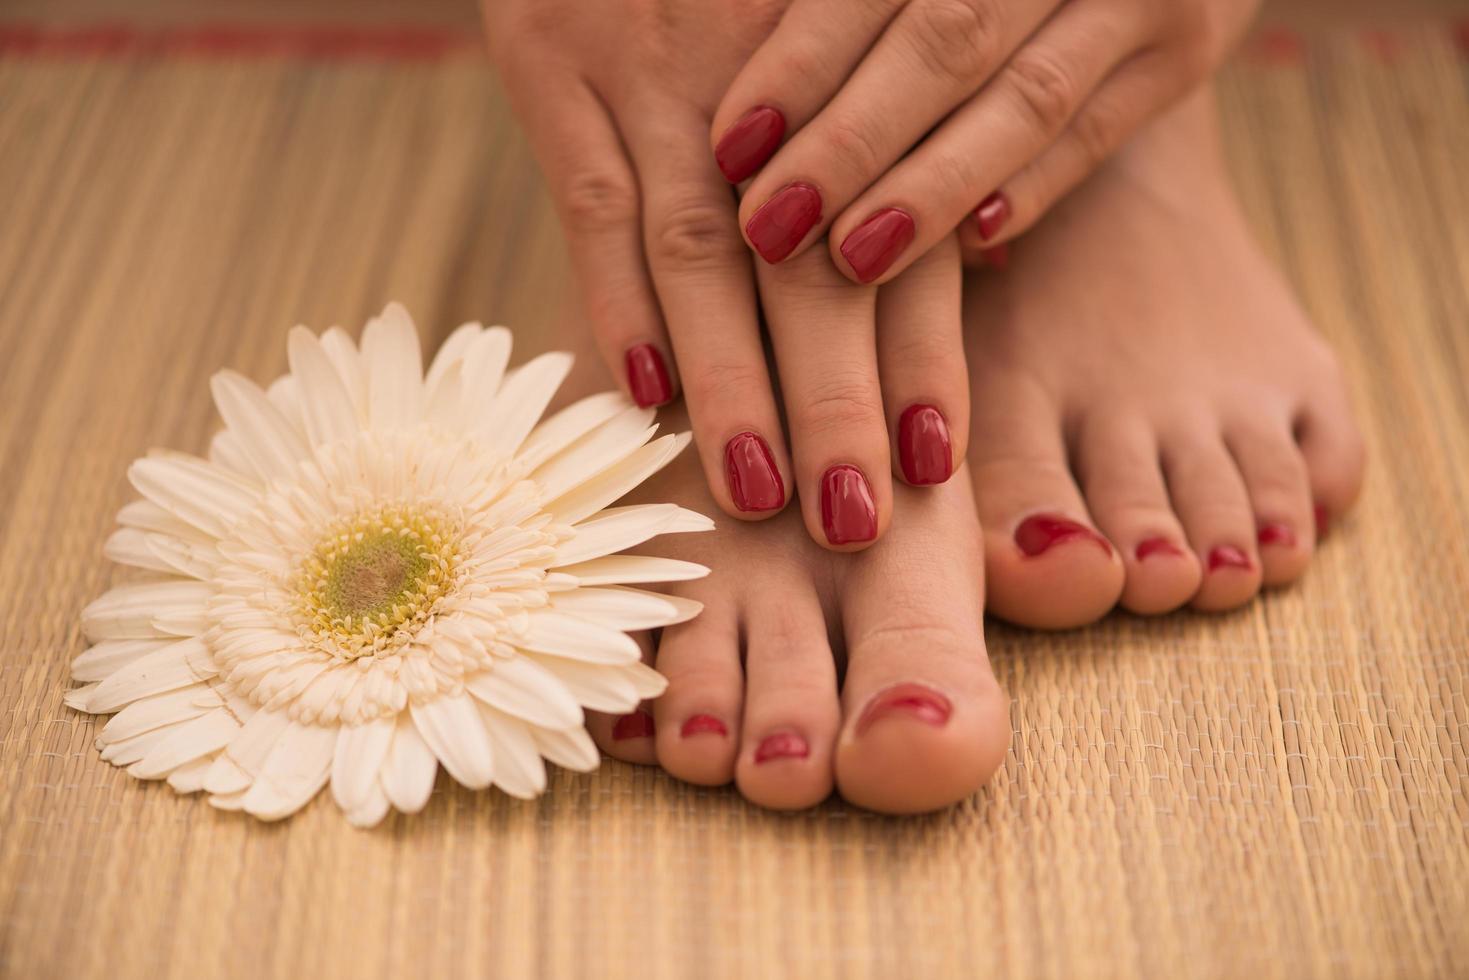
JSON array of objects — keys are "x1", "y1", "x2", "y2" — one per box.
[
  {"x1": 1257, "y1": 522, "x2": 1297, "y2": 548},
  {"x1": 725, "y1": 431, "x2": 784, "y2": 512},
  {"x1": 1313, "y1": 504, "x2": 1330, "y2": 537},
  {"x1": 1136, "y1": 537, "x2": 1185, "y2": 561},
  {"x1": 754, "y1": 732, "x2": 809, "y2": 763},
  {"x1": 1014, "y1": 514, "x2": 1111, "y2": 558},
  {"x1": 1207, "y1": 545, "x2": 1253, "y2": 572},
  {"x1": 975, "y1": 191, "x2": 1011, "y2": 241},
  {"x1": 680, "y1": 714, "x2": 728, "y2": 738},
  {"x1": 820, "y1": 465, "x2": 877, "y2": 545},
  {"x1": 612, "y1": 711, "x2": 656, "y2": 740},
  {"x1": 856, "y1": 683, "x2": 952, "y2": 736},
  {"x1": 898, "y1": 404, "x2": 953, "y2": 486}
]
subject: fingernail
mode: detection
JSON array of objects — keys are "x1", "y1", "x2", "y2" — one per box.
[
  {"x1": 1314, "y1": 504, "x2": 1330, "y2": 537},
  {"x1": 1136, "y1": 536, "x2": 1186, "y2": 561},
  {"x1": 745, "y1": 182, "x2": 822, "y2": 263},
  {"x1": 1257, "y1": 522, "x2": 1297, "y2": 548},
  {"x1": 839, "y1": 208, "x2": 915, "y2": 283},
  {"x1": 1207, "y1": 545, "x2": 1253, "y2": 572},
  {"x1": 975, "y1": 192, "x2": 1011, "y2": 241},
  {"x1": 856, "y1": 683, "x2": 952, "y2": 736},
  {"x1": 897, "y1": 404, "x2": 952, "y2": 485},
  {"x1": 754, "y1": 731, "x2": 809, "y2": 763},
  {"x1": 625, "y1": 344, "x2": 672, "y2": 408},
  {"x1": 680, "y1": 714, "x2": 728, "y2": 738},
  {"x1": 980, "y1": 243, "x2": 1010, "y2": 270},
  {"x1": 820, "y1": 464, "x2": 877, "y2": 546},
  {"x1": 725, "y1": 431, "x2": 785, "y2": 512},
  {"x1": 1015, "y1": 514, "x2": 1112, "y2": 557},
  {"x1": 714, "y1": 105, "x2": 786, "y2": 183},
  {"x1": 612, "y1": 710, "x2": 655, "y2": 740}
]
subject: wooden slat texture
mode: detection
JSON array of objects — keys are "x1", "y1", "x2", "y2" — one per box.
[{"x1": 1, "y1": 24, "x2": 1467, "y2": 980}]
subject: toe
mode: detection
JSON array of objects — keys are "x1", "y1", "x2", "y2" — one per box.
[
  {"x1": 1074, "y1": 412, "x2": 1201, "y2": 615},
  {"x1": 587, "y1": 635, "x2": 660, "y2": 765},
  {"x1": 650, "y1": 604, "x2": 743, "y2": 787},
  {"x1": 834, "y1": 477, "x2": 1010, "y2": 813},
  {"x1": 1294, "y1": 390, "x2": 1367, "y2": 537},
  {"x1": 1226, "y1": 416, "x2": 1316, "y2": 588},
  {"x1": 1163, "y1": 424, "x2": 1264, "y2": 611}
]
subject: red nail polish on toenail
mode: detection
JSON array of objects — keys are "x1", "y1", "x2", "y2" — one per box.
[
  {"x1": 625, "y1": 344, "x2": 672, "y2": 408},
  {"x1": 1257, "y1": 522, "x2": 1297, "y2": 548},
  {"x1": 1015, "y1": 515, "x2": 1112, "y2": 558},
  {"x1": 1314, "y1": 504, "x2": 1330, "y2": 537},
  {"x1": 1207, "y1": 545, "x2": 1253, "y2": 572},
  {"x1": 680, "y1": 714, "x2": 728, "y2": 738},
  {"x1": 840, "y1": 208, "x2": 915, "y2": 283},
  {"x1": 975, "y1": 192, "x2": 1011, "y2": 241},
  {"x1": 898, "y1": 404, "x2": 953, "y2": 486},
  {"x1": 612, "y1": 711, "x2": 655, "y2": 741},
  {"x1": 725, "y1": 431, "x2": 784, "y2": 512},
  {"x1": 820, "y1": 465, "x2": 877, "y2": 545},
  {"x1": 714, "y1": 105, "x2": 786, "y2": 183},
  {"x1": 745, "y1": 182, "x2": 822, "y2": 263},
  {"x1": 754, "y1": 731, "x2": 809, "y2": 763},
  {"x1": 1136, "y1": 537, "x2": 1185, "y2": 561},
  {"x1": 856, "y1": 683, "x2": 952, "y2": 736}
]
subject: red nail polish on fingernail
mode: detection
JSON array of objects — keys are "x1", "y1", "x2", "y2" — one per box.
[
  {"x1": 625, "y1": 344, "x2": 672, "y2": 408},
  {"x1": 1015, "y1": 514, "x2": 1112, "y2": 557},
  {"x1": 820, "y1": 465, "x2": 877, "y2": 545},
  {"x1": 754, "y1": 731, "x2": 809, "y2": 763},
  {"x1": 725, "y1": 431, "x2": 784, "y2": 512},
  {"x1": 1207, "y1": 545, "x2": 1253, "y2": 572},
  {"x1": 1314, "y1": 504, "x2": 1330, "y2": 537},
  {"x1": 1136, "y1": 537, "x2": 1186, "y2": 561},
  {"x1": 745, "y1": 182, "x2": 822, "y2": 263},
  {"x1": 980, "y1": 243, "x2": 1010, "y2": 270},
  {"x1": 855, "y1": 683, "x2": 952, "y2": 736},
  {"x1": 1257, "y1": 522, "x2": 1297, "y2": 548},
  {"x1": 898, "y1": 404, "x2": 952, "y2": 486},
  {"x1": 714, "y1": 105, "x2": 786, "y2": 183},
  {"x1": 839, "y1": 208, "x2": 915, "y2": 283},
  {"x1": 612, "y1": 711, "x2": 655, "y2": 740},
  {"x1": 680, "y1": 714, "x2": 728, "y2": 738},
  {"x1": 975, "y1": 192, "x2": 1011, "y2": 241}
]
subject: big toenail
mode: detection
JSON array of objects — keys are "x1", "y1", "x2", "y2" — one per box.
[
  {"x1": 1207, "y1": 545, "x2": 1253, "y2": 572},
  {"x1": 1313, "y1": 504, "x2": 1330, "y2": 537},
  {"x1": 680, "y1": 714, "x2": 728, "y2": 738},
  {"x1": 612, "y1": 711, "x2": 656, "y2": 741},
  {"x1": 754, "y1": 732, "x2": 809, "y2": 763},
  {"x1": 856, "y1": 684, "x2": 952, "y2": 736},
  {"x1": 1136, "y1": 537, "x2": 1185, "y2": 561},
  {"x1": 1257, "y1": 522, "x2": 1297, "y2": 548},
  {"x1": 820, "y1": 465, "x2": 877, "y2": 545},
  {"x1": 1015, "y1": 514, "x2": 1112, "y2": 557}
]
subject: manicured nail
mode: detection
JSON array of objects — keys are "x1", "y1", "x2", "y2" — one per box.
[
  {"x1": 1314, "y1": 504, "x2": 1330, "y2": 537},
  {"x1": 612, "y1": 710, "x2": 655, "y2": 740},
  {"x1": 725, "y1": 431, "x2": 784, "y2": 512},
  {"x1": 1207, "y1": 545, "x2": 1253, "y2": 572},
  {"x1": 754, "y1": 731, "x2": 809, "y2": 764},
  {"x1": 980, "y1": 243, "x2": 1010, "y2": 270},
  {"x1": 897, "y1": 404, "x2": 952, "y2": 485},
  {"x1": 839, "y1": 208, "x2": 915, "y2": 283},
  {"x1": 625, "y1": 344, "x2": 672, "y2": 408},
  {"x1": 680, "y1": 714, "x2": 728, "y2": 738},
  {"x1": 1136, "y1": 537, "x2": 1186, "y2": 561},
  {"x1": 745, "y1": 182, "x2": 822, "y2": 263},
  {"x1": 975, "y1": 192, "x2": 1011, "y2": 241},
  {"x1": 1257, "y1": 522, "x2": 1297, "y2": 548},
  {"x1": 820, "y1": 465, "x2": 877, "y2": 546},
  {"x1": 714, "y1": 105, "x2": 786, "y2": 183},
  {"x1": 855, "y1": 683, "x2": 952, "y2": 736},
  {"x1": 1014, "y1": 514, "x2": 1112, "y2": 557}
]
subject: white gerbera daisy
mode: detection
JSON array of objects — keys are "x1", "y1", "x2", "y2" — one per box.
[{"x1": 67, "y1": 304, "x2": 711, "y2": 826}]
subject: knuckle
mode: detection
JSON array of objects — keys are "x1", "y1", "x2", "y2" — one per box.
[
  {"x1": 652, "y1": 198, "x2": 745, "y2": 267},
  {"x1": 798, "y1": 374, "x2": 885, "y2": 435},
  {"x1": 822, "y1": 114, "x2": 887, "y2": 179},
  {"x1": 1005, "y1": 50, "x2": 1079, "y2": 136},
  {"x1": 911, "y1": 0, "x2": 999, "y2": 86},
  {"x1": 686, "y1": 359, "x2": 769, "y2": 407},
  {"x1": 1070, "y1": 101, "x2": 1126, "y2": 172},
  {"x1": 558, "y1": 168, "x2": 640, "y2": 230}
]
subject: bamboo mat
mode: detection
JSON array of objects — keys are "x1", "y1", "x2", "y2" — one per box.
[{"x1": 1, "y1": 21, "x2": 1467, "y2": 980}]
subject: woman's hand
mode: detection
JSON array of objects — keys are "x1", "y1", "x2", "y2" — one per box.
[{"x1": 709, "y1": 0, "x2": 1261, "y2": 284}]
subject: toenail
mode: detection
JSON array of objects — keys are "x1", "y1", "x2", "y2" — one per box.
[
  {"x1": 1257, "y1": 522, "x2": 1297, "y2": 548},
  {"x1": 898, "y1": 404, "x2": 953, "y2": 486},
  {"x1": 1207, "y1": 545, "x2": 1254, "y2": 572},
  {"x1": 680, "y1": 714, "x2": 728, "y2": 738},
  {"x1": 1135, "y1": 537, "x2": 1186, "y2": 561},
  {"x1": 754, "y1": 731, "x2": 809, "y2": 764},
  {"x1": 1314, "y1": 504, "x2": 1330, "y2": 537},
  {"x1": 820, "y1": 465, "x2": 877, "y2": 545},
  {"x1": 855, "y1": 683, "x2": 952, "y2": 736},
  {"x1": 1014, "y1": 514, "x2": 1112, "y2": 558},
  {"x1": 725, "y1": 431, "x2": 785, "y2": 512},
  {"x1": 612, "y1": 711, "x2": 656, "y2": 741}
]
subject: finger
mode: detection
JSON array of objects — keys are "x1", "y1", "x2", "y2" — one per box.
[
  {"x1": 616, "y1": 97, "x2": 794, "y2": 521},
  {"x1": 876, "y1": 236, "x2": 966, "y2": 486},
  {"x1": 826, "y1": 0, "x2": 1153, "y2": 285},
  {"x1": 758, "y1": 247, "x2": 891, "y2": 551},
  {"x1": 739, "y1": 0, "x2": 1058, "y2": 269}
]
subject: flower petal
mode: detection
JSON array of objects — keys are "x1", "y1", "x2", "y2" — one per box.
[
  {"x1": 346, "y1": 778, "x2": 392, "y2": 828},
  {"x1": 71, "y1": 638, "x2": 171, "y2": 683},
  {"x1": 552, "y1": 555, "x2": 710, "y2": 587},
  {"x1": 477, "y1": 706, "x2": 546, "y2": 799},
  {"x1": 330, "y1": 715, "x2": 395, "y2": 814},
  {"x1": 545, "y1": 432, "x2": 692, "y2": 525},
  {"x1": 532, "y1": 657, "x2": 643, "y2": 714},
  {"x1": 465, "y1": 656, "x2": 583, "y2": 731},
  {"x1": 99, "y1": 684, "x2": 221, "y2": 745},
  {"x1": 531, "y1": 725, "x2": 600, "y2": 773},
  {"x1": 210, "y1": 370, "x2": 312, "y2": 482},
  {"x1": 382, "y1": 714, "x2": 437, "y2": 813},
  {"x1": 241, "y1": 722, "x2": 336, "y2": 821},
  {"x1": 204, "y1": 708, "x2": 290, "y2": 794},
  {"x1": 320, "y1": 327, "x2": 367, "y2": 412},
  {"x1": 519, "y1": 611, "x2": 642, "y2": 665},
  {"x1": 458, "y1": 328, "x2": 514, "y2": 428},
  {"x1": 410, "y1": 694, "x2": 495, "y2": 790},
  {"x1": 129, "y1": 456, "x2": 258, "y2": 539},
  {"x1": 424, "y1": 321, "x2": 483, "y2": 391},
  {"x1": 83, "y1": 637, "x2": 216, "y2": 713},
  {"x1": 551, "y1": 587, "x2": 703, "y2": 630},
  {"x1": 362, "y1": 302, "x2": 424, "y2": 429},
  {"x1": 530, "y1": 406, "x2": 657, "y2": 503},
  {"x1": 287, "y1": 326, "x2": 360, "y2": 447},
  {"x1": 622, "y1": 661, "x2": 669, "y2": 698},
  {"x1": 166, "y1": 756, "x2": 214, "y2": 794},
  {"x1": 517, "y1": 391, "x2": 628, "y2": 471},
  {"x1": 477, "y1": 352, "x2": 574, "y2": 458},
  {"x1": 552, "y1": 504, "x2": 713, "y2": 567},
  {"x1": 128, "y1": 707, "x2": 243, "y2": 779}
]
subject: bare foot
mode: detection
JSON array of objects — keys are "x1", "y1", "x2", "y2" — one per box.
[{"x1": 964, "y1": 89, "x2": 1366, "y2": 629}]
